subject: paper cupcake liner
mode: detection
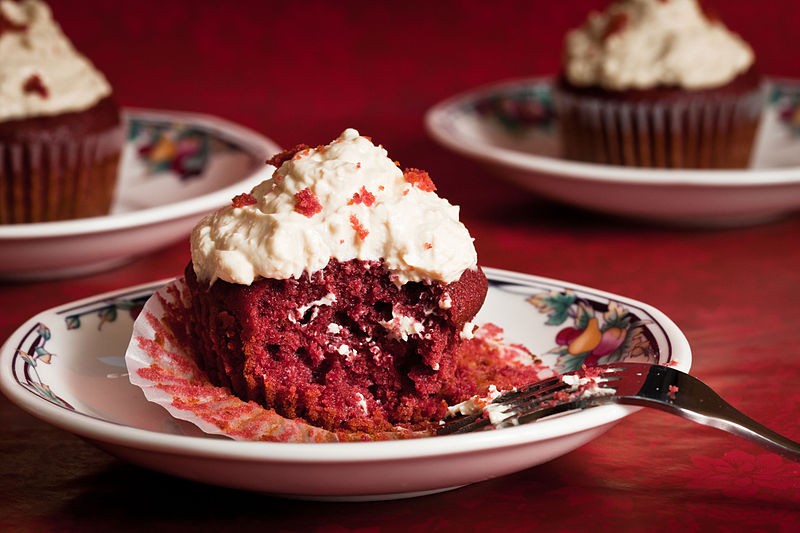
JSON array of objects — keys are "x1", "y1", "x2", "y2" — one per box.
[
  {"x1": 554, "y1": 86, "x2": 764, "y2": 168},
  {"x1": 0, "y1": 124, "x2": 123, "y2": 224},
  {"x1": 125, "y1": 278, "x2": 550, "y2": 443}
]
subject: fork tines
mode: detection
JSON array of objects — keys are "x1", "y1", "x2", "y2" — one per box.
[{"x1": 438, "y1": 375, "x2": 571, "y2": 436}]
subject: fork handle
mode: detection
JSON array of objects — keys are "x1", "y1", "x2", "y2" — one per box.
[{"x1": 611, "y1": 367, "x2": 800, "y2": 462}]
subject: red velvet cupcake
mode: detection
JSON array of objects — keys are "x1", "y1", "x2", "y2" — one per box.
[
  {"x1": 553, "y1": 0, "x2": 764, "y2": 169},
  {"x1": 185, "y1": 129, "x2": 496, "y2": 434},
  {"x1": 0, "y1": 0, "x2": 122, "y2": 223}
]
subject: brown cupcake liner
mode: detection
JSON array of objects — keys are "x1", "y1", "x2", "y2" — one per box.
[
  {"x1": 554, "y1": 86, "x2": 765, "y2": 169},
  {"x1": 0, "y1": 124, "x2": 123, "y2": 224}
]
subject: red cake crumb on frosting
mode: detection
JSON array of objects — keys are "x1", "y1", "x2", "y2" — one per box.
[
  {"x1": 22, "y1": 74, "x2": 49, "y2": 98},
  {"x1": 403, "y1": 168, "x2": 436, "y2": 192},
  {"x1": 349, "y1": 214, "x2": 369, "y2": 240},
  {"x1": 293, "y1": 188, "x2": 323, "y2": 217},
  {"x1": 348, "y1": 186, "x2": 376, "y2": 206},
  {"x1": 266, "y1": 144, "x2": 310, "y2": 169},
  {"x1": 231, "y1": 192, "x2": 257, "y2": 208}
]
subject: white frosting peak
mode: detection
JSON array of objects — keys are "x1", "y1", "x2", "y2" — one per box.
[
  {"x1": 0, "y1": 0, "x2": 113, "y2": 121},
  {"x1": 191, "y1": 129, "x2": 478, "y2": 286},
  {"x1": 563, "y1": 0, "x2": 754, "y2": 90}
]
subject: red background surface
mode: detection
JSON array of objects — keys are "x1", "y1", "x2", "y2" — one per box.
[{"x1": 2, "y1": 1, "x2": 800, "y2": 531}]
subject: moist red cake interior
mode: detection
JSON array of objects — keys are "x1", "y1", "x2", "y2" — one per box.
[{"x1": 184, "y1": 259, "x2": 495, "y2": 434}]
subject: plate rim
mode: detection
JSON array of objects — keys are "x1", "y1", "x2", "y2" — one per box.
[
  {"x1": 0, "y1": 268, "x2": 691, "y2": 464},
  {"x1": 0, "y1": 107, "x2": 282, "y2": 240},
  {"x1": 425, "y1": 75, "x2": 800, "y2": 187}
]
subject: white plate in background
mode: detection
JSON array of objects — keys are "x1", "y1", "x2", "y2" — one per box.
[{"x1": 426, "y1": 77, "x2": 800, "y2": 227}]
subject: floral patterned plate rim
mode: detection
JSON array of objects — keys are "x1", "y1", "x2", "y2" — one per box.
[
  {"x1": 0, "y1": 108, "x2": 281, "y2": 280},
  {"x1": 425, "y1": 76, "x2": 800, "y2": 226},
  {"x1": 0, "y1": 268, "x2": 690, "y2": 500}
]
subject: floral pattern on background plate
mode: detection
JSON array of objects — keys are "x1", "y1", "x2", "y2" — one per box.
[
  {"x1": 470, "y1": 81, "x2": 555, "y2": 134},
  {"x1": 770, "y1": 83, "x2": 800, "y2": 136}
]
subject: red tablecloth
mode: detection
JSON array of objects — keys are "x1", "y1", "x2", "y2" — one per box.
[{"x1": 2, "y1": 1, "x2": 800, "y2": 530}]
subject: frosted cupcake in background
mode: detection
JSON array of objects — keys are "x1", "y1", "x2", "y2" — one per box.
[
  {"x1": 554, "y1": 0, "x2": 763, "y2": 169},
  {"x1": 0, "y1": 0, "x2": 122, "y2": 223}
]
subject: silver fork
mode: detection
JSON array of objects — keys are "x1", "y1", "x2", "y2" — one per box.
[{"x1": 438, "y1": 362, "x2": 800, "y2": 462}]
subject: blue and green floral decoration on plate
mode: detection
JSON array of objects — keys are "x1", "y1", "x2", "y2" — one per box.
[
  {"x1": 770, "y1": 83, "x2": 800, "y2": 137},
  {"x1": 12, "y1": 288, "x2": 157, "y2": 412},
  {"x1": 470, "y1": 81, "x2": 555, "y2": 134}
]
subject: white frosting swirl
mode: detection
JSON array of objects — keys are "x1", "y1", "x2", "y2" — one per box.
[
  {"x1": 563, "y1": 0, "x2": 755, "y2": 90},
  {"x1": 0, "y1": 0, "x2": 113, "y2": 122},
  {"x1": 191, "y1": 129, "x2": 478, "y2": 286}
]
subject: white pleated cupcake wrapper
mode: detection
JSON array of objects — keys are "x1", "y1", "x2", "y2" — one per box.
[{"x1": 0, "y1": 125, "x2": 124, "y2": 223}]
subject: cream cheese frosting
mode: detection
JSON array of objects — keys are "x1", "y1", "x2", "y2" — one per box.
[
  {"x1": 563, "y1": 0, "x2": 755, "y2": 90},
  {"x1": 191, "y1": 129, "x2": 478, "y2": 286},
  {"x1": 0, "y1": 0, "x2": 113, "y2": 122}
]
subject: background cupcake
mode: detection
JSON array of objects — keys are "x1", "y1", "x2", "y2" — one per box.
[
  {"x1": 0, "y1": 0, "x2": 122, "y2": 224},
  {"x1": 554, "y1": 0, "x2": 764, "y2": 169}
]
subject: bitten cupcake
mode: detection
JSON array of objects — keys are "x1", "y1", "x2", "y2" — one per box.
[
  {"x1": 177, "y1": 129, "x2": 546, "y2": 436},
  {"x1": 0, "y1": 0, "x2": 122, "y2": 224},
  {"x1": 554, "y1": 0, "x2": 763, "y2": 169}
]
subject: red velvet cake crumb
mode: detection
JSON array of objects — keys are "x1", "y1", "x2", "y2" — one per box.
[
  {"x1": 602, "y1": 13, "x2": 628, "y2": 40},
  {"x1": 698, "y1": 1, "x2": 720, "y2": 23},
  {"x1": 266, "y1": 144, "x2": 310, "y2": 168},
  {"x1": 294, "y1": 188, "x2": 323, "y2": 217},
  {"x1": 231, "y1": 192, "x2": 257, "y2": 208},
  {"x1": 348, "y1": 186, "x2": 376, "y2": 206},
  {"x1": 403, "y1": 168, "x2": 436, "y2": 192},
  {"x1": 22, "y1": 74, "x2": 49, "y2": 99},
  {"x1": 349, "y1": 214, "x2": 369, "y2": 240},
  {"x1": 582, "y1": 364, "x2": 604, "y2": 379}
]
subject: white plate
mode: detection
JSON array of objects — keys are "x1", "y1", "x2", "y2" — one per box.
[
  {"x1": 0, "y1": 108, "x2": 281, "y2": 280},
  {"x1": 0, "y1": 268, "x2": 691, "y2": 500},
  {"x1": 425, "y1": 77, "x2": 800, "y2": 227}
]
